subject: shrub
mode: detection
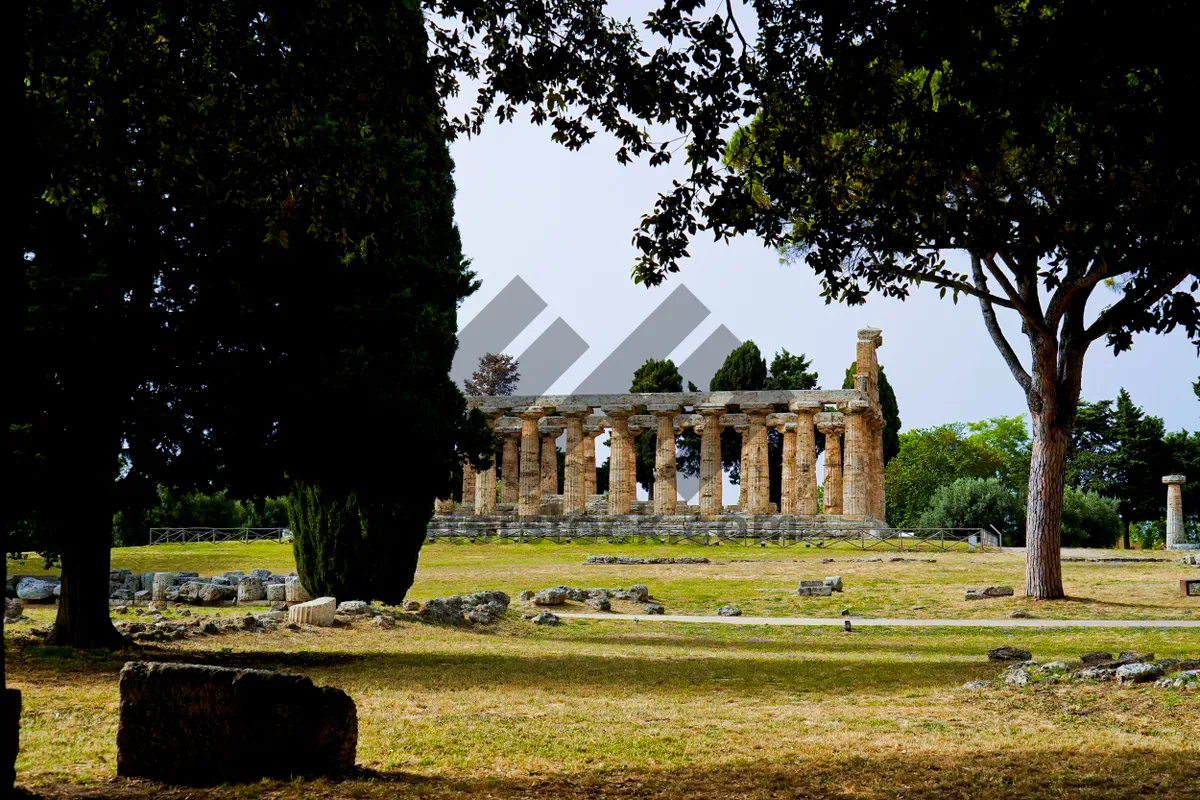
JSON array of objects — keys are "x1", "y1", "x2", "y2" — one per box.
[
  {"x1": 1060, "y1": 487, "x2": 1123, "y2": 548},
  {"x1": 917, "y1": 477, "x2": 1023, "y2": 544}
]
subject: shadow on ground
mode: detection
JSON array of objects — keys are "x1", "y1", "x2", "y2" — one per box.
[{"x1": 15, "y1": 745, "x2": 1200, "y2": 799}]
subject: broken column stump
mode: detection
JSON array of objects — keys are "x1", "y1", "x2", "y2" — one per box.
[{"x1": 117, "y1": 661, "x2": 356, "y2": 784}]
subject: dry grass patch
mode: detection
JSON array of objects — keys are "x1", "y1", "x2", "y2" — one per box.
[{"x1": 8, "y1": 617, "x2": 1199, "y2": 799}]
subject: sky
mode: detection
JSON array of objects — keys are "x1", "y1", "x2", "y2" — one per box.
[
  {"x1": 442, "y1": 1, "x2": 1196, "y2": 504},
  {"x1": 449, "y1": 118, "x2": 1198, "y2": 435}
]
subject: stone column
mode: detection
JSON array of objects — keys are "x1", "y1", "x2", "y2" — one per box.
[
  {"x1": 650, "y1": 405, "x2": 682, "y2": 514},
  {"x1": 1164, "y1": 475, "x2": 1189, "y2": 549},
  {"x1": 743, "y1": 407, "x2": 771, "y2": 514},
  {"x1": 501, "y1": 431, "x2": 520, "y2": 503},
  {"x1": 791, "y1": 401, "x2": 820, "y2": 515},
  {"x1": 474, "y1": 416, "x2": 499, "y2": 515},
  {"x1": 817, "y1": 415, "x2": 845, "y2": 515},
  {"x1": 735, "y1": 422, "x2": 749, "y2": 509},
  {"x1": 780, "y1": 423, "x2": 797, "y2": 514},
  {"x1": 583, "y1": 428, "x2": 601, "y2": 496},
  {"x1": 873, "y1": 412, "x2": 886, "y2": 520},
  {"x1": 540, "y1": 430, "x2": 559, "y2": 497},
  {"x1": 838, "y1": 400, "x2": 870, "y2": 517},
  {"x1": 461, "y1": 466, "x2": 476, "y2": 511},
  {"x1": 698, "y1": 406, "x2": 725, "y2": 517},
  {"x1": 561, "y1": 408, "x2": 590, "y2": 515},
  {"x1": 604, "y1": 407, "x2": 634, "y2": 515},
  {"x1": 517, "y1": 409, "x2": 544, "y2": 516}
]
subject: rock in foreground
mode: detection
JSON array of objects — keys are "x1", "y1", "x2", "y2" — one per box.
[
  {"x1": 117, "y1": 661, "x2": 355, "y2": 784},
  {"x1": 988, "y1": 646, "x2": 1032, "y2": 662}
]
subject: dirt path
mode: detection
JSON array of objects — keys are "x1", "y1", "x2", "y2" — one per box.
[{"x1": 556, "y1": 613, "x2": 1200, "y2": 627}]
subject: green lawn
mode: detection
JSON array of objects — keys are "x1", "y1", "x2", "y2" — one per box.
[
  {"x1": 13, "y1": 538, "x2": 1194, "y2": 619},
  {"x1": 7, "y1": 541, "x2": 1199, "y2": 799}
]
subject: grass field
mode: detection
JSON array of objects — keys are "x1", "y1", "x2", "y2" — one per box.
[
  {"x1": 11, "y1": 539, "x2": 1196, "y2": 619},
  {"x1": 7, "y1": 542, "x2": 1199, "y2": 799}
]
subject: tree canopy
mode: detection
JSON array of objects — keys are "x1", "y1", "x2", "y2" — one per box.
[{"x1": 464, "y1": 353, "x2": 521, "y2": 396}]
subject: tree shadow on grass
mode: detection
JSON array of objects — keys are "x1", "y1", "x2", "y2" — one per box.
[{"x1": 16, "y1": 745, "x2": 1200, "y2": 799}]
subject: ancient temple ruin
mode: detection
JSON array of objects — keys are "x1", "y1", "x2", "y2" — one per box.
[{"x1": 432, "y1": 329, "x2": 889, "y2": 538}]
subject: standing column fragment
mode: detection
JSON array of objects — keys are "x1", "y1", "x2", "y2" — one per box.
[
  {"x1": 698, "y1": 407, "x2": 725, "y2": 517},
  {"x1": 650, "y1": 407, "x2": 681, "y2": 514},
  {"x1": 817, "y1": 415, "x2": 845, "y2": 515},
  {"x1": 461, "y1": 466, "x2": 476, "y2": 513},
  {"x1": 500, "y1": 430, "x2": 520, "y2": 503},
  {"x1": 583, "y1": 428, "x2": 600, "y2": 496},
  {"x1": 518, "y1": 410, "x2": 544, "y2": 516},
  {"x1": 605, "y1": 408, "x2": 634, "y2": 515},
  {"x1": 780, "y1": 424, "x2": 797, "y2": 514},
  {"x1": 474, "y1": 413, "x2": 500, "y2": 514},
  {"x1": 839, "y1": 400, "x2": 870, "y2": 516},
  {"x1": 791, "y1": 402, "x2": 820, "y2": 515},
  {"x1": 1163, "y1": 475, "x2": 1189, "y2": 549},
  {"x1": 743, "y1": 408, "x2": 771, "y2": 514},
  {"x1": 561, "y1": 409, "x2": 590, "y2": 515},
  {"x1": 540, "y1": 431, "x2": 559, "y2": 497}
]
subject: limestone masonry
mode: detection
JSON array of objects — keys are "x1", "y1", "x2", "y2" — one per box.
[{"x1": 434, "y1": 329, "x2": 889, "y2": 535}]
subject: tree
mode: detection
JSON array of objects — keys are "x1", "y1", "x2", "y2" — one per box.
[
  {"x1": 1066, "y1": 388, "x2": 1183, "y2": 547},
  {"x1": 918, "y1": 478, "x2": 1022, "y2": 543},
  {"x1": 630, "y1": 358, "x2": 684, "y2": 497},
  {"x1": 1060, "y1": 488, "x2": 1123, "y2": 549},
  {"x1": 19, "y1": 0, "x2": 492, "y2": 646},
  {"x1": 842, "y1": 363, "x2": 902, "y2": 464},
  {"x1": 635, "y1": 2, "x2": 1200, "y2": 599},
  {"x1": 765, "y1": 350, "x2": 818, "y2": 390},
  {"x1": 463, "y1": 353, "x2": 521, "y2": 396},
  {"x1": 885, "y1": 418, "x2": 1030, "y2": 537}
]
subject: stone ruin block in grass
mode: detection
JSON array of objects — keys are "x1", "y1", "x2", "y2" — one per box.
[
  {"x1": 288, "y1": 597, "x2": 336, "y2": 627},
  {"x1": 965, "y1": 586, "x2": 1015, "y2": 601},
  {"x1": 117, "y1": 661, "x2": 356, "y2": 784},
  {"x1": 796, "y1": 580, "x2": 833, "y2": 597}
]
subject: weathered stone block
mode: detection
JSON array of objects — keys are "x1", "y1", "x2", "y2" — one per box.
[
  {"x1": 988, "y1": 646, "x2": 1032, "y2": 662},
  {"x1": 966, "y1": 586, "x2": 1015, "y2": 600},
  {"x1": 198, "y1": 583, "x2": 237, "y2": 605},
  {"x1": 824, "y1": 576, "x2": 843, "y2": 592},
  {"x1": 284, "y1": 578, "x2": 311, "y2": 603},
  {"x1": 717, "y1": 604, "x2": 742, "y2": 616},
  {"x1": 3, "y1": 598, "x2": 23, "y2": 622},
  {"x1": 288, "y1": 597, "x2": 336, "y2": 627},
  {"x1": 116, "y1": 661, "x2": 355, "y2": 784},
  {"x1": 16, "y1": 577, "x2": 56, "y2": 602},
  {"x1": 150, "y1": 573, "x2": 173, "y2": 602},
  {"x1": 266, "y1": 583, "x2": 287, "y2": 602},
  {"x1": 250, "y1": 569, "x2": 273, "y2": 581},
  {"x1": 236, "y1": 577, "x2": 266, "y2": 603},
  {"x1": 1116, "y1": 662, "x2": 1163, "y2": 684},
  {"x1": 796, "y1": 586, "x2": 833, "y2": 597},
  {"x1": 533, "y1": 587, "x2": 567, "y2": 606}
]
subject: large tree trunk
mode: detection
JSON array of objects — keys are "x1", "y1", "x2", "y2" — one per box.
[
  {"x1": 1025, "y1": 414, "x2": 1071, "y2": 599},
  {"x1": 49, "y1": 490, "x2": 125, "y2": 649}
]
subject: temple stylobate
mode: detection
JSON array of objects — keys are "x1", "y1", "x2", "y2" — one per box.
[{"x1": 433, "y1": 328, "x2": 889, "y2": 535}]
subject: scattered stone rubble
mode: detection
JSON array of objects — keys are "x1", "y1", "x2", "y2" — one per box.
[
  {"x1": 4, "y1": 568, "x2": 313, "y2": 608},
  {"x1": 965, "y1": 586, "x2": 1015, "y2": 601},
  {"x1": 972, "y1": 648, "x2": 1199, "y2": 691},
  {"x1": 415, "y1": 590, "x2": 511, "y2": 626},
  {"x1": 584, "y1": 556, "x2": 710, "y2": 565},
  {"x1": 819, "y1": 557, "x2": 936, "y2": 564},
  {"x1": 717, "y1": 604, "x2": 742, "y2": 617},
  {"x1": 797, "y1": 577, "x2": 843, "y2": 597}
]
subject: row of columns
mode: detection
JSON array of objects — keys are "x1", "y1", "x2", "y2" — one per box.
[{"x1": 449, "y1": 399, "x2": 884, "y2": 520}]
